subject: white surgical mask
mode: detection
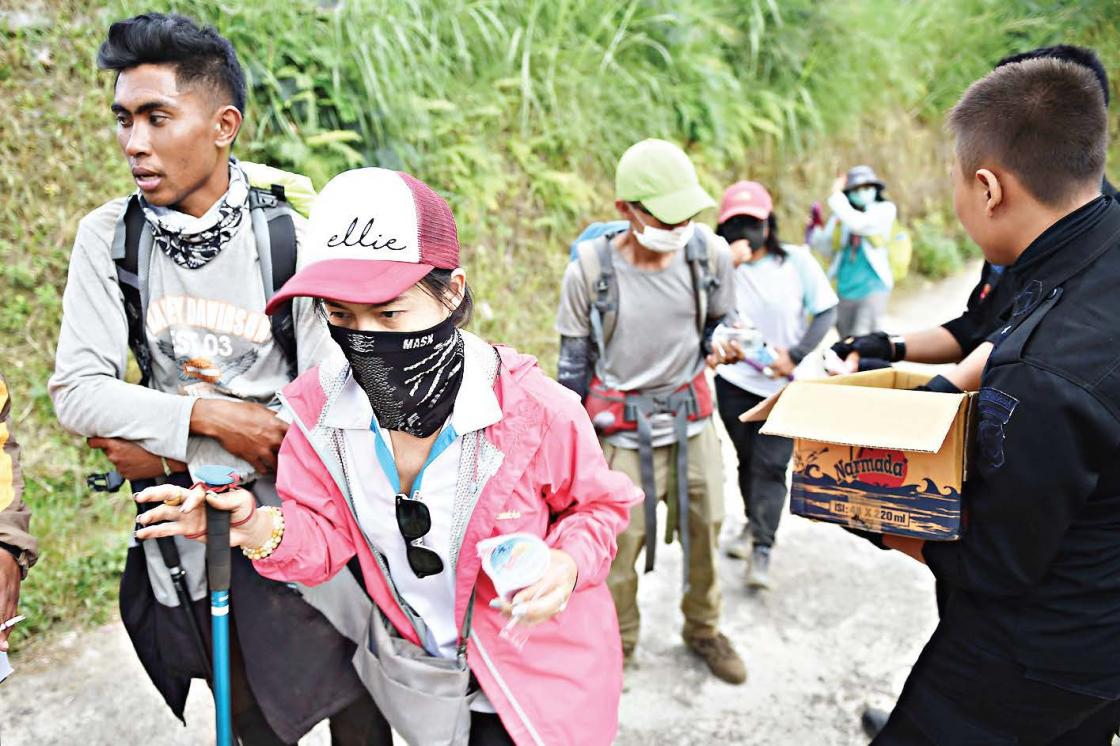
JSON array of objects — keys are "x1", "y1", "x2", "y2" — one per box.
[{"x1": 631, "y1": 209, "x2": 695, "y2": 253}]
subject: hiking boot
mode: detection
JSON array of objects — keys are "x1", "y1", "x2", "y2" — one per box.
[
  {"x1": 724, "y1": 526, "x2": 752, "y2": 560},
  {"x1": 861, "y1": 706, "x2": 891, "y2": 738},
  {"x1": 748, "y1": 545, "x2": 772, "y2": 590},
  {"x1": 684, "y1": 632, "x2": 747, "y2": 685}
]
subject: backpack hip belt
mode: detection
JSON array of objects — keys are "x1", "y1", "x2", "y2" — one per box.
[{"x1": 591, "y1": 371, "x2": 712, "y2": 591}]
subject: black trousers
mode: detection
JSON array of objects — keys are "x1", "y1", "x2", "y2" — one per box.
[
  {"x1": 355, "y1": 711, "x2": 513, "y2": 745},
  {"x1": 715, "y1": 376, "x2": 793, "y2": 547},
  {"x1": 874, "y1": 624, "x2": 1120, "y2": 745},
  {"x1": 227, "y1": 628, "x2": 391, "y2": 746},
  {"x1": 468, "y1": 713, "x2": 516, "y2": 745}
]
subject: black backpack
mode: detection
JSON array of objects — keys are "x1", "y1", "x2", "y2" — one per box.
[{"x1": 112, "y1": 186, "x2": 299, "y2": 386}]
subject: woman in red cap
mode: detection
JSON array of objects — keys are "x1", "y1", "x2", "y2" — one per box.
[
  {"x1": 134, "y1": 167, "x2": 640, "y2": 746},
  {"x1": 712, "y1": 181, "x2": 838, "y2": 588}
]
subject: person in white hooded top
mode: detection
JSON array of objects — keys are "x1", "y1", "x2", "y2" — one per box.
[{"x1": 809, "y1": 165, "x2": 897, "y2": 337}]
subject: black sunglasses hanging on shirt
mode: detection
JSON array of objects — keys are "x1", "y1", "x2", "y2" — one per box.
[{"x1": 395, "y1": 493, "x2": 445, "y2": 578}]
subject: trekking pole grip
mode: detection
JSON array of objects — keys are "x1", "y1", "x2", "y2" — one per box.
[{"x1": 206, "y1": 504, "x2": 232, "y2": 592}]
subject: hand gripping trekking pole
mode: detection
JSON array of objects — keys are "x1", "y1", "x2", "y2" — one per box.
[{"x1": 197, "y1": 465, "x2": 238, "y2": 746}]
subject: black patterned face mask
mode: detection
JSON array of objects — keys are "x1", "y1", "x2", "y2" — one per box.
[{"x1": 329, "y1": 316, "x2": 465, "y2": 438}]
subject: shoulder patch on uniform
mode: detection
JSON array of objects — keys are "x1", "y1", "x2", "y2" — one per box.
[{"x1": 977, "y1": 387, "x2": 1019, "y2": 469}]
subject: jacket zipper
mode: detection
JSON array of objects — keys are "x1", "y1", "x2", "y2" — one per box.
[{"x1": 470, "y1": 631, "x2": 545, "y2": 746}]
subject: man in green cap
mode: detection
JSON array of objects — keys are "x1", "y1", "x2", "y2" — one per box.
[{"x1": 556, "y1": 138, "x2": 746, "y2": 683}]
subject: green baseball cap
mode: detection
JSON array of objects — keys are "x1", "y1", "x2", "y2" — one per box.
[{"x1": 615, "y1": 139, "x2": 716, "y2": 225}]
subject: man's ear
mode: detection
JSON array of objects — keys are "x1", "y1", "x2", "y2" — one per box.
[
  {"x1": 976, "y1": 168, "x2": 1003, "y2": 217},
  {"x1": 214, "y1": 105, "x2": 243, "y2": 148},
  {"x1": 614, "y1": 200, "x2": 632, "y2": 220}
]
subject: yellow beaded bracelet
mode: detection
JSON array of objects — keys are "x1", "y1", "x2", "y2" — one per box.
[{"x1": 242, "y1": 506, "x2": 285, "y2": 561}]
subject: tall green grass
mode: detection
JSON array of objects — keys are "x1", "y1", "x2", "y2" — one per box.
[{"x1": 1, "y1": 0, "x2": 1117, "y2": 648}]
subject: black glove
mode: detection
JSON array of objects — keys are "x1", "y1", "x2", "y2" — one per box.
[
  {"x1": 830, "y1": 331, "x2": 905, "y2": 363},
  {"x1": 857, "y1": 357, "x2": 892, "y2": 372},
  {"x1": 912, "y1": 374, "x2": 962, "y2": 394}
]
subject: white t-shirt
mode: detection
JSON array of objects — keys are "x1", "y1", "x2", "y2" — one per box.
[
  {"x1": 330, "y1": 336, "x2": 502, "y2": 660},
  {"x1": 717, "y1": 244, "x2": 837, "y2": 398}
]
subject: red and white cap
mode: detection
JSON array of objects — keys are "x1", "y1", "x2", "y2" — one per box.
[
  {"x1": 265, "y1": 168, "x2": 459, "y2": 314},
  {"x1": 717, "y1": 180, "x2": 774, "y2": 224}
]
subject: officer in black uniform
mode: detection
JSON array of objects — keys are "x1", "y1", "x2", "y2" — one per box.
[
  {"x1": 839, "y1": 45, "x2": 1118, "y2": 739},
  {"x1": 873, "y1": 55, "x2": 1120, "y2": 745}
]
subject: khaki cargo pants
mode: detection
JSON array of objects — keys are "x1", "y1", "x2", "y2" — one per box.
[{"x1": 602, "y1": 419, "x2": 725, "y2": 652}]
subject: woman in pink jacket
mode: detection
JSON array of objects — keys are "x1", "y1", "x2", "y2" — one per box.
[{"x1": 135, "y1": 167, "x2": 639, "y2": 746}]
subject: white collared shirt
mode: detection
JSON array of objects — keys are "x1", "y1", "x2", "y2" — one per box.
[{"x1": 324, "y1": 335, "x2": 502, "y2": 659}]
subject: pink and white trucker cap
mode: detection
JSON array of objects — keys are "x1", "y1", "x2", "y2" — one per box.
[
  {"x1": 265, "y1": 168, "x2": 459, "y2": 315},
  {"x1": 717, "y1": 180, "x2": 774, "y2": 224}
]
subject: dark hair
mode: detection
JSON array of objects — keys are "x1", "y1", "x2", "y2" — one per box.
[
  {"x1": 313, "y1": 269, "x2": 473, "y2": 327},
  {"x1": 949, "y1": 58, "x2": 1107, "y2": 207},
  {"x1": 716, "y1": 214, "x2": 786, "y2": 260},
  {"x1": 98, "y1": 13, "x2": 246, "y2": 113},
  {"x1": 997, "y1": 44, "x2": 1110, "y2": 107}
]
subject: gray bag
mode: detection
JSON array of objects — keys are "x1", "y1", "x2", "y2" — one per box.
[{"x1": 350, "y1": 602, "x2": 477, "y2": 746}]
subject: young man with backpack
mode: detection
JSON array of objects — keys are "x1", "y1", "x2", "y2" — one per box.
[
  {"x1": 0, "y1": 371, "x2": 37, "y2": 656},
  {"x1": 872, "y1": 56, "x2": 1120, "y2": 744},
  {"x1": 555, "y1": 138, "x2": 746, "y2": 684},
  {"x1": 48, "y1": 14, "x2": 386, "y2": 744}
]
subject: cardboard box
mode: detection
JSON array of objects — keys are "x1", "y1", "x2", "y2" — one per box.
[{"x1": 742, "y1": 369, "x2": 976, "y2": 540}]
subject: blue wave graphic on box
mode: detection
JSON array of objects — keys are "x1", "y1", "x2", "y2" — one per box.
[{"x1": 793, "y1": 465, "x2": 961, "y2": 539}]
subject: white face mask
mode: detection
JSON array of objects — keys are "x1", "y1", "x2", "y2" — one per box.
[
  {"x1": 631, "y1": 209, "x2": 695, "y2": 253},
  {"x1": 849, "y1": 186, "x2": 878, "y2": 209}
]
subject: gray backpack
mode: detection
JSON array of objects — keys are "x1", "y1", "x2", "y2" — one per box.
[{"x1": 572, "y1": 227, "x2": 720, "y2": 365}]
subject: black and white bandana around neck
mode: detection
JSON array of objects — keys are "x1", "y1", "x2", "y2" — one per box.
[{"x1": 140, "y1": 160, "x2": 250, "y2": 270}]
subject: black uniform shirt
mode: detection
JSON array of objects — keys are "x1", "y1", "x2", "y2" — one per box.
[
  {"x1": 923, "y1": 196, "x2": 1120, "y2": 699},
  {"x1": 940, "y1": 261, "x2": 1015, "y2": 354},
  {"x1": 940, "y1": 176, "x2": 1117, "y2": 356}
]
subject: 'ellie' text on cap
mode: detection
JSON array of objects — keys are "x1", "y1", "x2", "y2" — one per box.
[{"x1": 327, "y1": 217, "x2": 408, "y2": 252}]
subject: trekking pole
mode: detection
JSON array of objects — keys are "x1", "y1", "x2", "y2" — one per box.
[
  {"x1": 198, "y1": 465, "x2": 237, "y2": 746},
  {"x1": 155, "y1": 531, "x2": 212, "y2": 678}
]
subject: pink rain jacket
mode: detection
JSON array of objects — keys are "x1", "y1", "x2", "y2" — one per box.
[{"x1": 255, "y1": 342, "x2": 640, "y2": 745}]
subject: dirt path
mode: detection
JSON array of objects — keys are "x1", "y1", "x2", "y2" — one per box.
[{"x1": 0, "y1": 265, "x2": 982, "y2": 745}]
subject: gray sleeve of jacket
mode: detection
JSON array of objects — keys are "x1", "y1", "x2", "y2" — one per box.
[
  {"x1": 48, "y1": 206, "x2": 196, "y2": 460},
  {"x1": 789, "y1": 306, "x2": 838, "y2": 364}
]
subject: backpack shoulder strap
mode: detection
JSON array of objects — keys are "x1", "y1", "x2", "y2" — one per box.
[
  {"x1": 113, "y1": 195, "x2": 155, "y2": 386},
  {"x1": 249, "y1": 186, "x2": 299, "y2": 378},
  {"x1": 575, "y1": 236, "x2": 619, "y2": 361},
  {"x1": 685, "y1": 230, "x2": 719, "y2": 336}
]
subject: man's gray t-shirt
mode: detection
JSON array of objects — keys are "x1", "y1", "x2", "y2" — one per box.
[{"x1": 555, "y1": 225, "x2": 735, "y2": 448}]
